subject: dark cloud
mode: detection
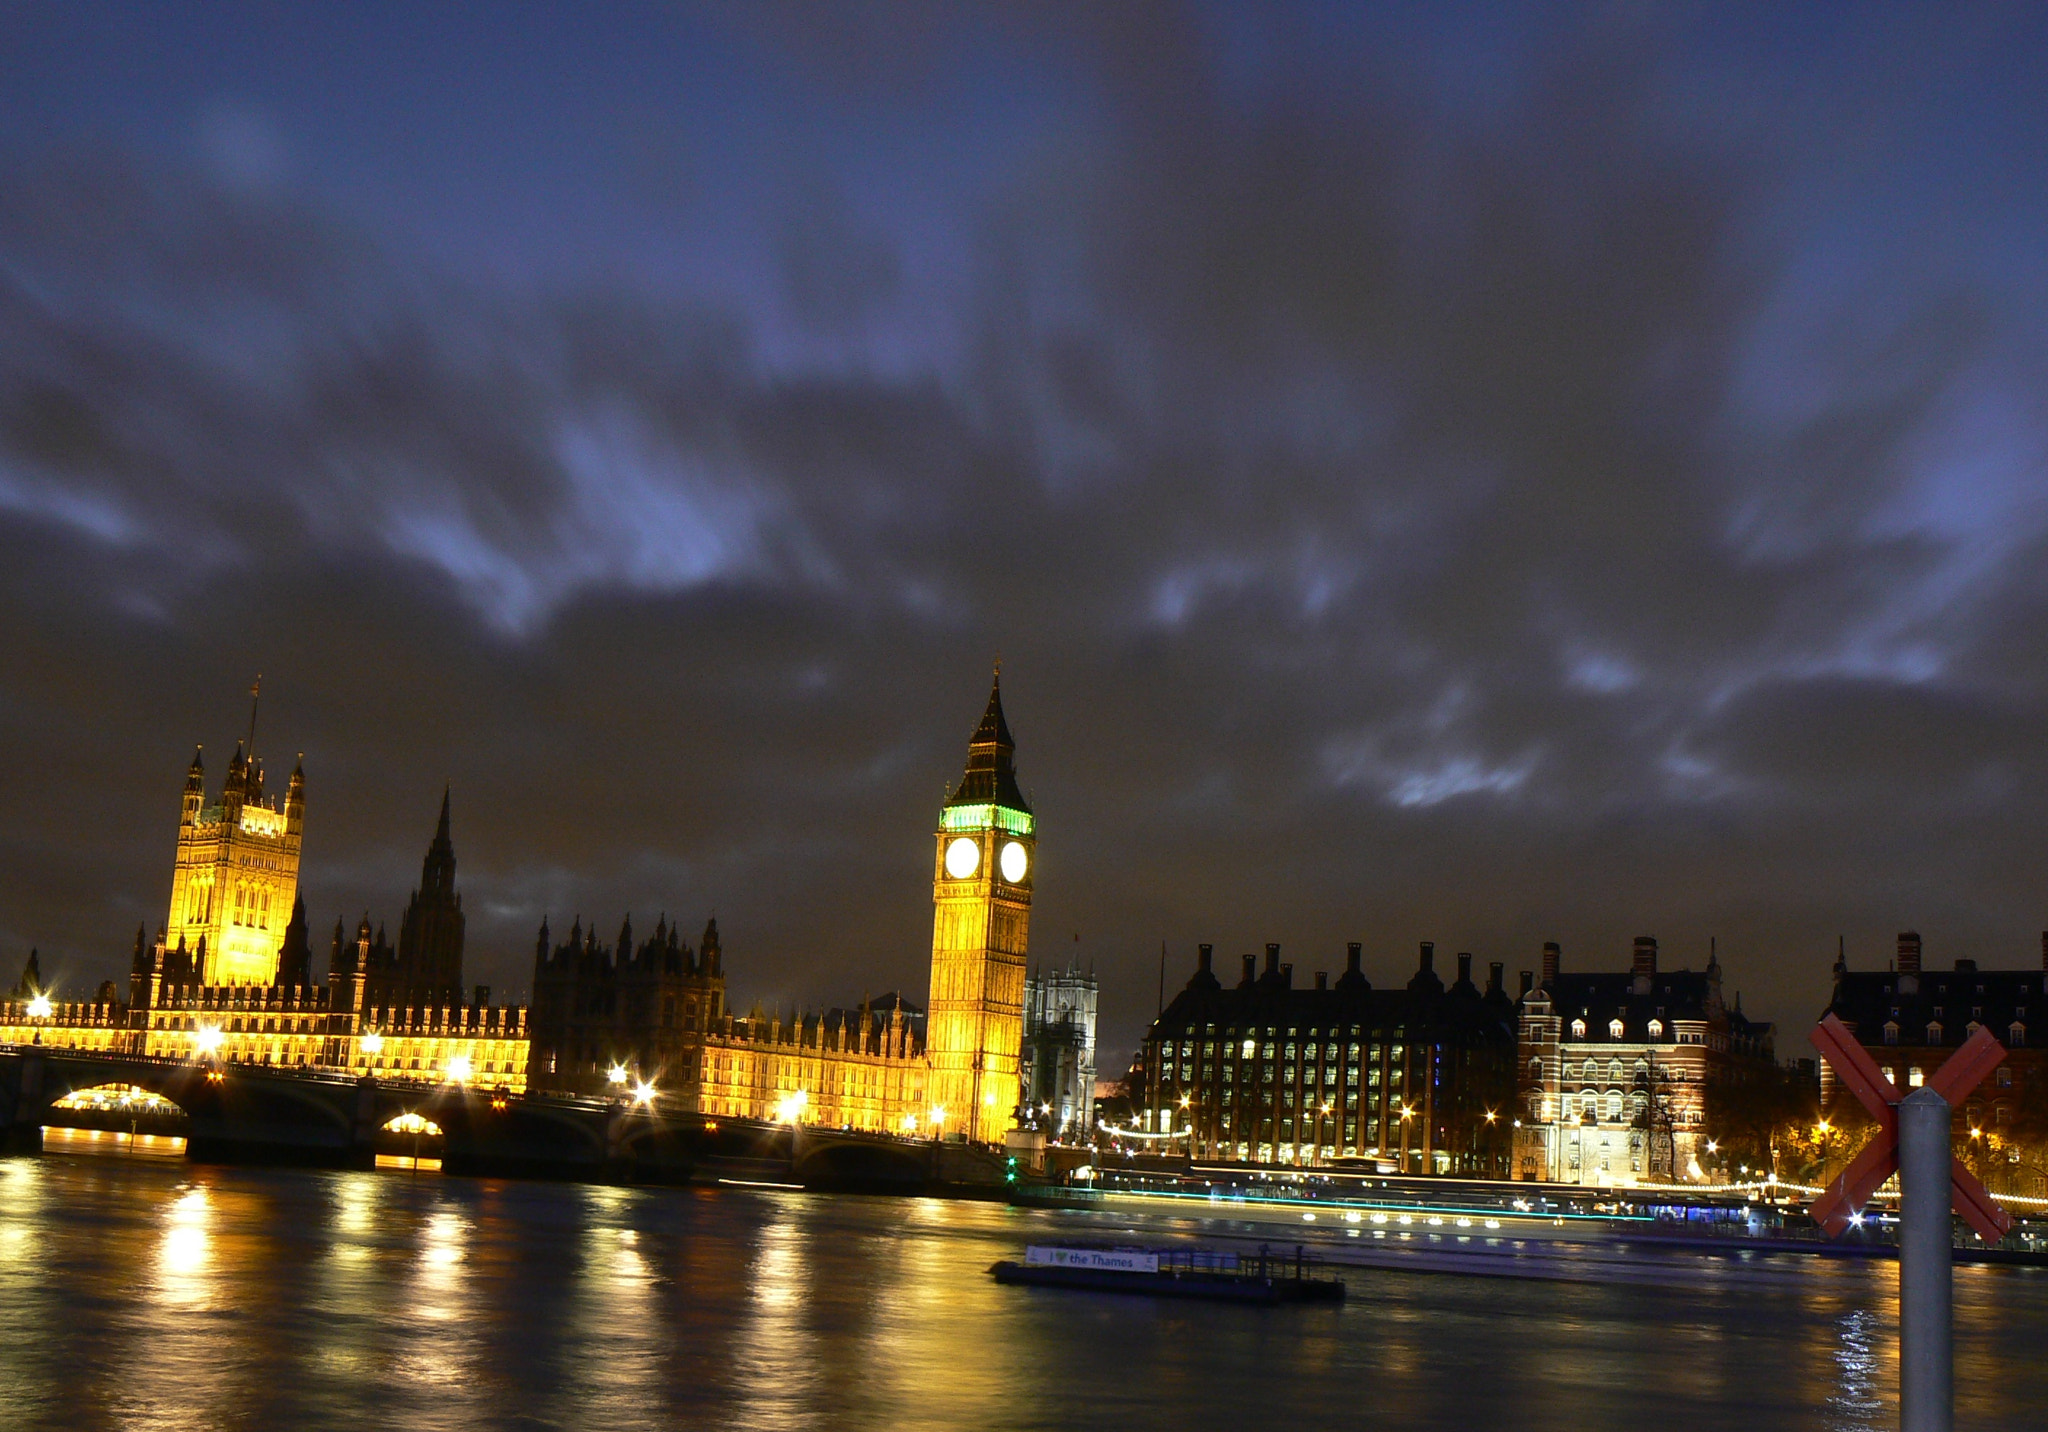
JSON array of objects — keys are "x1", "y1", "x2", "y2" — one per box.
[{"x1": 2, "y1": 7, "x2": 2046, "y2": 1066}]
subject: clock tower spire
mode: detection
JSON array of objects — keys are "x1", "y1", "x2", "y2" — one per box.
[{"x1": 926, "y1": 668, "x2": 1034, "y2": 1145}]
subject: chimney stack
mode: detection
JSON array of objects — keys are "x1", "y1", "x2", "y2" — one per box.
[
  {"x1": 1457, "y1": 952, "x2": 1473, "y2": 986},
  {"x1": 1897, "y1": 931, "x2": 1922, "y2": 975},
  {"x1": 1345, "y1": 942, "x2": 1362, "y2": 977},
  {"x1": 2040, "y1": 930, "x2": 2046, "y2": 972},
  {"x1": 1314, "y1": 970, "x2": 1327, "y2": 991},
  {"x1": 1241, "y1": 953, "x2": 1256, "y2": 988},
  {"x1": 1198, "y1": 943, "x2": 1214, "y2": 976},
  {"x1": 1519, "y1": 969, "x2": 1534, "y2": 997},
  {"x1": 1264, "y1": 943, "x2": 1281, "y2": 981},
  {"x1": 1280, "y1": 962, "x2": 1293, "y2": 989},
  {"x1": 1541, "y1": 942, "x2": 1560, "y2": 990},
  {"x1": 1632, "y1": 936, "x2": 1657, "y2": 995},
  {"x1": 1418, "y1": 941, "x2": 1434, "y2": 974},
  {"x1": 1488, "y1": 960, "x2": 1504, "y2": 994}
]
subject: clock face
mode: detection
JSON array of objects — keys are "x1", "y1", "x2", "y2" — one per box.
[
  {"x1": 944, "y1": 836, "x2": 980, "y2": 879},
  {"x1": 999, "y1": 839, "x2": 1028, "y2": 883}
]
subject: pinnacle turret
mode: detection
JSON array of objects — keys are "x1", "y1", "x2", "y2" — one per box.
[{"x1": 945, "y1": 669, "x2": 1030, "y2": 812}]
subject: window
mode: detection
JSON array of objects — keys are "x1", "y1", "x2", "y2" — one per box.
[
  {"x1": 1926, "y1": 1022, "x2": 1943, "y2": 1044},
  {"x1": 1609, "y1": 1019, "x2": 1625, "y2": 1039},
  {"x1": 1883, "y1": 1022, "x2": 1899, "y2": 1046},
  {"x1": 1647, "y1": 1020, "x2": 1663, "y2": 1038},
  {"x1": 1909, "y1": 1067, "x2": 1925, "y2": 1088},
  {"x1": 2012, "y1": 1023, "x2": 2027, "y2": 1048},
  {"x1": 1571, "y1": 1020, "x2": 1586, "y2": 1039}
]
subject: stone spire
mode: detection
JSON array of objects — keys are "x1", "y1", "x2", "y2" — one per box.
[{"x1": 946, "y1": 667, "x2": 1029, "y2": 812}]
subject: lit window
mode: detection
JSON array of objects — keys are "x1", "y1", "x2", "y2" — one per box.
[
  {"x1": 1908, "y1": 1067, "x2": 1925, "y2": 1088},
  {"x1": 1609, "y1": 1019, "x2": 1625, "y2": 1039},
  {"x1": 1570, "y1": 1020, "x2": 1586, "y2": 1039},
  {"x1": 1647, "y1": 1020, "x2": 1663, "y2": 1038},
  {"x1": 1926, "y1": 1022, "x2": 1943, "y2": 1044}
]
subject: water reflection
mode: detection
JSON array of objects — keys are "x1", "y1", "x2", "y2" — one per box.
[{"x1": 0, "y1": 1155, "x2": 2044, "y2": 1432}]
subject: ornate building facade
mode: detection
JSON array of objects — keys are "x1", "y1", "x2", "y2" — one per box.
[
  {"x1": 1137, "y1": 942, "x2": 1519, "y2": 1173},
  {"x1": 3, "y1": 729, "x2": 529, "y2": 1092},
  {"x1": 165, "y1": 743, "x2": 304, "y2": 985},
  {"x1": 1513, "y1": 937, "x2": 1775, "y2": 1184},
  {"x1": 925, "y1": 675, "x2": 1033, "y2": 1144}
]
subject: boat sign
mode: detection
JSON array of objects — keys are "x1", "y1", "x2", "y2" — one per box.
[{"x1": 1024, "y1": 1246, "x2": 1160, "y2": 1273}]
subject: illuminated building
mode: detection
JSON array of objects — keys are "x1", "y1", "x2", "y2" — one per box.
[
  {"x1": 2, "y1": 729, "x2": 530, "y2": 1090},
  {"x1": 1513, "y1": 937, "x2": 1774, "y2": 1184},
  {"x1": 1138, "y1": 943, "x2": 1517, "y2": 1173},
  {"x1": 925, "y1": 673, "x2": 1033, "y2": 1145},
  {"x1": 165, "y1": 741, "x2": 304, "y2": 986},
  {"x1": 1021, "y1": 961, "x2": 1097, "y2": 1137},
  {"x1": 524, "y1": 912, "x2": 930, "y2": 1129},
  {"x1": 524, "y1": 677, "x2": 1033, "y2": 1141},
  {"x1": 1821, "y1": 931, "x2": 2047, "y2": 1145}
]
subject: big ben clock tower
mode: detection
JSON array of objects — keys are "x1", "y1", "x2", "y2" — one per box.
[{"x1": 926, "y1": 671, "x2": 1034, "y2": 1145}]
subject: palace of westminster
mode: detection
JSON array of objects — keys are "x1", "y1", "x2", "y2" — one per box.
[{"x1": 0, "y1": 677, "x2": 1074, "y2": 1147}]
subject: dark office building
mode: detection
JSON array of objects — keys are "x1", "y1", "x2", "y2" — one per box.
[{"x1": 1136, "y1": 941, "x2": 1517, "y2": 1175}]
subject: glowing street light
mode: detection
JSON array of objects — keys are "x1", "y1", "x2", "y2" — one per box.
[
  {"x1": 607, "y1": 1064, "x2": 629, "y2": 1086},
  {"x1": 901, "y1": 1112, "x2": 919, "y2": 1133},
  {"x1": 192, "y1": 1024, "x2": 224, "y2": 1056},
  {"x1": 445, "y1": 1055, "x2": 473, "y2": 1084},
  {"x1": 774, "y1": 1089, "x2": 809, "y2": 1124},
  {"x1": 632, "y1": 1079, "x2": 658, "y2": 1107},
  {"x1": 360, "y1": 1031, "x2": 385, "y2": 1055},
  {"x1": 26, "y1": 994, "x2": 53, "y2": 1019}
]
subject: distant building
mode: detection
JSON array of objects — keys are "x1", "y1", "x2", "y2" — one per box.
[
  {"x1": 1138, "y1": 942, "x2": 1518, "y2": 1174},
  {"x1": 1513, "y1": 937, "x2": 1775, "y2": 1185},
  {"x1": 1020, "y1": 962, "x2": 1097, "y2": 1136},
  {"x1": 1822, "y1": 931, "x2": 2047, "y2": 1137}
]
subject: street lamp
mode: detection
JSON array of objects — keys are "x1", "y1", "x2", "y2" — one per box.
[
  {"x1": 632, "y1": 1079, "x2": 658, "y2": 1107},
  {"x1": 607, "y1": 1064, "x2": 629, "y2": 1087},
  {"x1": 26, "y1": 994, "x2": 53, "y2": 1019}
]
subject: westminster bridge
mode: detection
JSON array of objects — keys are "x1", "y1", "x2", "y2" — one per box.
[{"x1": 0, "y1": 1045, "x2": 1005, "y2": 1191}]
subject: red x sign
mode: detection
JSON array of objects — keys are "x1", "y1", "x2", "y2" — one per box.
[{"x1": 1808, "y1": 1013, "x2": 2012, "y2": 1243}]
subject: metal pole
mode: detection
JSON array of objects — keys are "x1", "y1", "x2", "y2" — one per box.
[{"x1": 1898, "y1": 1087, "x2": 1952, "y2": 1432}]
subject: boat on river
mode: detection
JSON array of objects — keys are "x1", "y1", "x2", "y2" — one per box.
[{"x1": 990, "y1": 1244, "x2": 1345, "y2": 1304}]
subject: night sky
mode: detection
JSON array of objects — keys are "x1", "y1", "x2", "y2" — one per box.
[{"x1": 4, "y1": 4, "x2": 2047, "y2": 1069}]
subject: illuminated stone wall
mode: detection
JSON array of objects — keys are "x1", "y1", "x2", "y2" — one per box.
[{"x1": 696, "y1": 1007, "x2": 928, "y2": 1132}]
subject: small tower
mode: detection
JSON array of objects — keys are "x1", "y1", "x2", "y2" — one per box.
[{"x1": 925, "y1": 670, "x2": 1034, "y2": 1145}]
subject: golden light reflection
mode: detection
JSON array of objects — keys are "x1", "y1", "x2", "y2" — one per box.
[{"x1": 156, "y1": 1187, "x2": 213, "y2": 1305}]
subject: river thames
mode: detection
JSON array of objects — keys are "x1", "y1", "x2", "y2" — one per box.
[{"x1": 2, "y1": 1150, "x2": 2044, "y2": 1431}]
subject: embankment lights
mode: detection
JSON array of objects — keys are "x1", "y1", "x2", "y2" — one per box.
[
  {"x1": 632, "y1": 1080, "x2": 658, "y2": 1107},
  {"x1": 445, "y1": 1055, "x2": 473, "y2": 1084},
  {"x1": 607, "y1": 1065, "x2": 628, "y2": 1086},
  {"x1": 361, "y1": 1031, "x2": 385, "y2": 1055},
  {"x1": 902, "y1": 1113, "x2": 918, "y2": 1132},
  {"x1": 192, "y1": 1025, "x2": 224, "y2": 1056},
  {"x1": 27, "y1": 994, "x2": 53, "y2": 1019}
]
